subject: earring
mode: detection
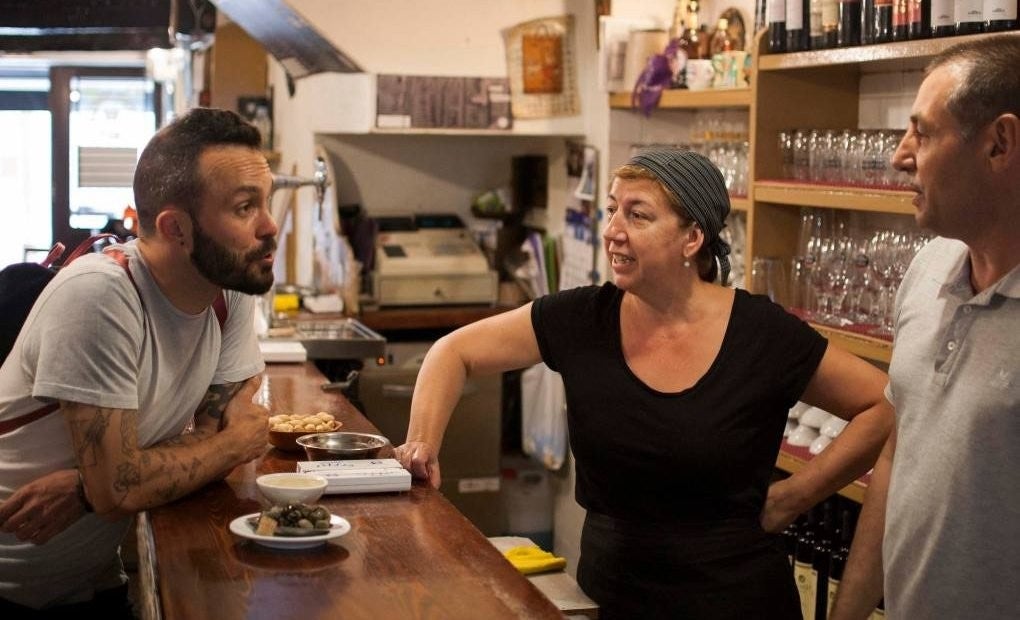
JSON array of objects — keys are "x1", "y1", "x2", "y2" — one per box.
[{"x1": 683, "y1": 259, "x2": 691, "y2": 268}]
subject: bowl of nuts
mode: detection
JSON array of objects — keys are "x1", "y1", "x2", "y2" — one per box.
[{"x1": 268, "y1": 412, "x2": 343, "y2": 452}]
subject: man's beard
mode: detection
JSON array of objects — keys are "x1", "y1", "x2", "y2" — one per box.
[{"x1": 190, "y1": 219, "x2": 276, "y2": 295}]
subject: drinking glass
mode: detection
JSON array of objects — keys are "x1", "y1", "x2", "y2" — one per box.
[
  {"x1": 779, "y1": 130, "x2": 794, "y2": 179},
  {"x1": 751, "y1": 257, "x2": 790, "y2": 307}
]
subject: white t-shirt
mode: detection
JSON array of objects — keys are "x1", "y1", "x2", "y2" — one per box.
[{"x1": 0, "y1": 241, "x2": 264, "y2": 608}]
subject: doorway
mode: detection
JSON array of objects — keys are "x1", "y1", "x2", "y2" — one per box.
[{"x1": 49, "y1": 66, "x2": 160, "y2": 251}]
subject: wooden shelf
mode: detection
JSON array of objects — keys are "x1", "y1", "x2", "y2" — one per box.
[
  {"x1": 365, "y1": 127, "x2": 584, "y2": 138},
  {"x1": 758, "y1": 32, "x2": 1019, "y2": 72},
  {"x1": 610, "y1": 87, "x2": 752, "y2": 110},
  {"x1": 730, "y1": 196, "x2": 751, "y2": 212},
  {"x1": 776, "y1": 441, "x2": 870, "y2": 503},
  {"x1": 809, "y1": 322, "x2": 893, "y2": 364},
  {"x1": 754, "y1": 180, "x2": 916, "y2": 214}
]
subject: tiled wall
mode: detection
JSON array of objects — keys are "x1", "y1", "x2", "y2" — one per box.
[{"x1": 858, "y1": 70, "x2": 925, "y2": 130}]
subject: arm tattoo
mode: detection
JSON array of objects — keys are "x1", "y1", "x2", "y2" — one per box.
[
  {"x1": 71, "y1": 407, "x2": 112, "y2": 469},
  {"x1": 196, "y1": 382, "x2": 244, "y2": 421}
]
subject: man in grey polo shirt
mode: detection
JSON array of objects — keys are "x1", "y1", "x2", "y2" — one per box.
[{"x1": 831, "y1": 36, "x2": 1020, "y2": 619}]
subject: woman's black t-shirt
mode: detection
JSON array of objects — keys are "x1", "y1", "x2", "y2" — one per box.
[{"x1": 531, "y1": 283, "x2": 828, "y2": 524}]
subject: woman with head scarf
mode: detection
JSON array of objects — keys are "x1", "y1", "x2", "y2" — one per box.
[{"x1": 396, "y1": 149, "x2": 892, "y2": 619}]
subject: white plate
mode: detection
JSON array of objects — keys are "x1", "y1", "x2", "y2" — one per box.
[{"x1": 229, "y1": 513, "x2": 351, "y2": 549}]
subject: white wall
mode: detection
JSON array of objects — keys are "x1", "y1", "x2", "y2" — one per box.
[{"x1": 270, "y1": 0, "x2": 602, "y2": 288}]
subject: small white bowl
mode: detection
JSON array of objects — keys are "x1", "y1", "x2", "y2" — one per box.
[
  {"x1": 784, "y1": 418, "x2": 798, "y2": 438},
  {"x1": 787, "y1": 424, "x2": 820, "y2": 447},
  {"x1": 809, "y1": 434, "x2": 833, "y2": 455},
  {"x1": 799, "y1": 407, "x2": 833, "y2": 429},
  {"x1": 788, "y1": 401, "x2": 812, "y2": 420},
  {"x1": 821, "y1": 416, "x2": 849, "y2": 438},
  {"x1": 256, "y1": 473, "x2": 328, "y2": 506}
]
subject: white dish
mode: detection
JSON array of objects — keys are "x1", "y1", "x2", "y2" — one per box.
[
  {"x1": 784, "y1": 418, "x2": 798, "y2": 438},
  {"x1": 821, "y1": 416, "x2": 849, "y2": 438},
  {"x1": 229, "y1": 513, "x2": 351, "y2": 549},
  {"x1": 799, "y1": 406, "x2": 832, "y2": 429},
  {"x1": 787, "y1": 423, "x2": 820, "y2": 447},
  {"x1": 809, "y1": 434, "x2": 833, "y2": 455}
]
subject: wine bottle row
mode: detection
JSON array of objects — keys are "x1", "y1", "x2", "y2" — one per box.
[
  {"x1": 781, "y1": 495, "x2": 885, "y2": 620},
  {"x1": 764, "y1": 0, "x2": 1019, "y2": 53}
]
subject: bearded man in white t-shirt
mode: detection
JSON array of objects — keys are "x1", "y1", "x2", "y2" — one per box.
[{"x1": 0, "y1": 107, "x2": 277, "y2": 615}]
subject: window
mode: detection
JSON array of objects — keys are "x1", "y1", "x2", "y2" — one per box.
[{"x1": 0, "y1": 75, "x2": 51, "y2": 267}]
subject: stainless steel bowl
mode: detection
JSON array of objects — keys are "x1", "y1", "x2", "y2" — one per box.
[{"x1": 296, "y1": 431, "x2": 391, "y2": 461}]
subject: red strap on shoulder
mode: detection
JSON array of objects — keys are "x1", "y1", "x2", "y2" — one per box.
[
  {"x1": 102, "y1": 248, "x2": 139, "y2": 291},
  {"x1": 63, "y1": 233, "x2": 121, "y2": 266},
  {"x1": 213, "y1": 292, "x2": 228, "y2": 330},
  {"x1": 103, "y1": 248, "x2": 227, "y2": 330},
  {"x1": 0, "y1": 402, "x2": 60, "y2": 436}
]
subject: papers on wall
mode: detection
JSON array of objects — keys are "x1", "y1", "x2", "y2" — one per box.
[{"x1": 559, "y1": 209, "x2": 597, "y2": 291}]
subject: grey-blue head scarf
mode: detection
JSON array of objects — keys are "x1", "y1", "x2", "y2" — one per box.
[{"x1": 626, "y1": 149, "x2": 732, "y2": 284}]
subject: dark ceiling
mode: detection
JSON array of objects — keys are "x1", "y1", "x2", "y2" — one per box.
[{"x1": 0, "y1": 0, "x2": 216, "y2": 52}]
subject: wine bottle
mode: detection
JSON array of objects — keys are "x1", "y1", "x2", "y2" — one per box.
[
  {"x1": 826, "y1": 507, "x2": 856, "y2": 616},
  {"x1": 756, "y1": 0, "x2": 770, "y2": 32},
  {"x1": 876, "y1": 0, "x2": 895, "y2": 41},
  {"x1": 769, "y1": 0, "x2": 790, "y2": 52},
  {"x1": 838, "y1": 0, "x2": 863, "y2": 45},
  {"x1": 711, "y1": 17, "x2": 735, "y2": 56},
  {"x1": 668, "y1": 1, "x2": 690, "y2": 88},
  {"x1": 984, "y1": 0, "x2": 1019, "y2": 30},
  {"x1": 689, "y1": 1, "x2": 712, "y2": 59},
  {"x1": 931, "y1": 0, "x2": 957, "y2": 33},
  {"x1": 794, "y1": 509, "x2": 818, "y2": 620},
  {"x1": 813, "y1": 501, "x2": 835, "y2": 620},
  {"x1": 783, "y1": 518, "x2": 801, "y2": 567},
  {"x1": 788, "y1": 0, "x2": 812, "y2": 51},
  {"x1": 863, "y1": 0, "x2": 878, "y2": 42},
  {"x1": 824, "y1": 0, "x2": 841, "y2": 46},
  {"x1": 909, "y1": 0, "x2": 932, "y2": 37},
  {"x1": 955, "y1": 0, "x2": 986, "y2": 32},
  {"x1": 811, "y1": 0, "x2": 827, "y2": 47},
  {"x1": 893, "y1": 0, "x2": 912, "y2": 38}
]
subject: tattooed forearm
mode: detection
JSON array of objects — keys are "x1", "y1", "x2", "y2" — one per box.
[
  {"x1": 70, "y1": 407, "x2": 113, "y2": 468},
  {"x1": 196, "y1": 382, "x2": 244, "y2": 422},
  {"x1": 113, "y1": 461, "x2": 142, "y2": 496},
  {"x1": 63, "y1": 389, "x2": 255, "y2": 515}
]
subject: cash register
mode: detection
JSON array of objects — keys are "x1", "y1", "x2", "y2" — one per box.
[{"x1": 372, "y1": 214, "x2": 498, "y2": 306}]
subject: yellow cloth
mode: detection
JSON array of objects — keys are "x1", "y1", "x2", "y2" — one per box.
[
  {"x1": 503, "y1": 545, "x2": 567, "y2": 575},
  {"x1": 273, "y1": 293, "x2": 300, "y2": 312}
]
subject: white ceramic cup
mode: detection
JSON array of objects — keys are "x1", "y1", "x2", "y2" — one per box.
[{"x1": 685, "y1": 59, "x2": 715, "y2": 91}]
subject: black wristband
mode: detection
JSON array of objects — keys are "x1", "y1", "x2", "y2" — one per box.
[{"x1": 76, "y1": 469, "x2": 94, "y2": 513}]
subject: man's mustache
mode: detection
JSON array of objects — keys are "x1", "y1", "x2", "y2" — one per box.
[{"x1": 245, "y1": 237, "x2": 278, "y2": 261}]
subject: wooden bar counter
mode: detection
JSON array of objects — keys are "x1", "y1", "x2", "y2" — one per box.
[{"x1": 135, "y1": 362, "x2": 562, "y2": 620}]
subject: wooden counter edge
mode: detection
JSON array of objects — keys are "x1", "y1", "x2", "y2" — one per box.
[{"x1": 136, "y1": 511, "x2": 163, "y2": 620}]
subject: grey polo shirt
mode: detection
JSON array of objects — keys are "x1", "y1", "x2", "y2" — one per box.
[{"x1": 884, "y1": 236, "x2": 1020, "y2": 618}]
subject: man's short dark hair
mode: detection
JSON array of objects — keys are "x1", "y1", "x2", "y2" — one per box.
[
  {"x1": 133, "y1": 107, "x2": 262, "y2": 235},
  {"x1": 928, "y1": 36, "x2": 1020, "y2": 141}
]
